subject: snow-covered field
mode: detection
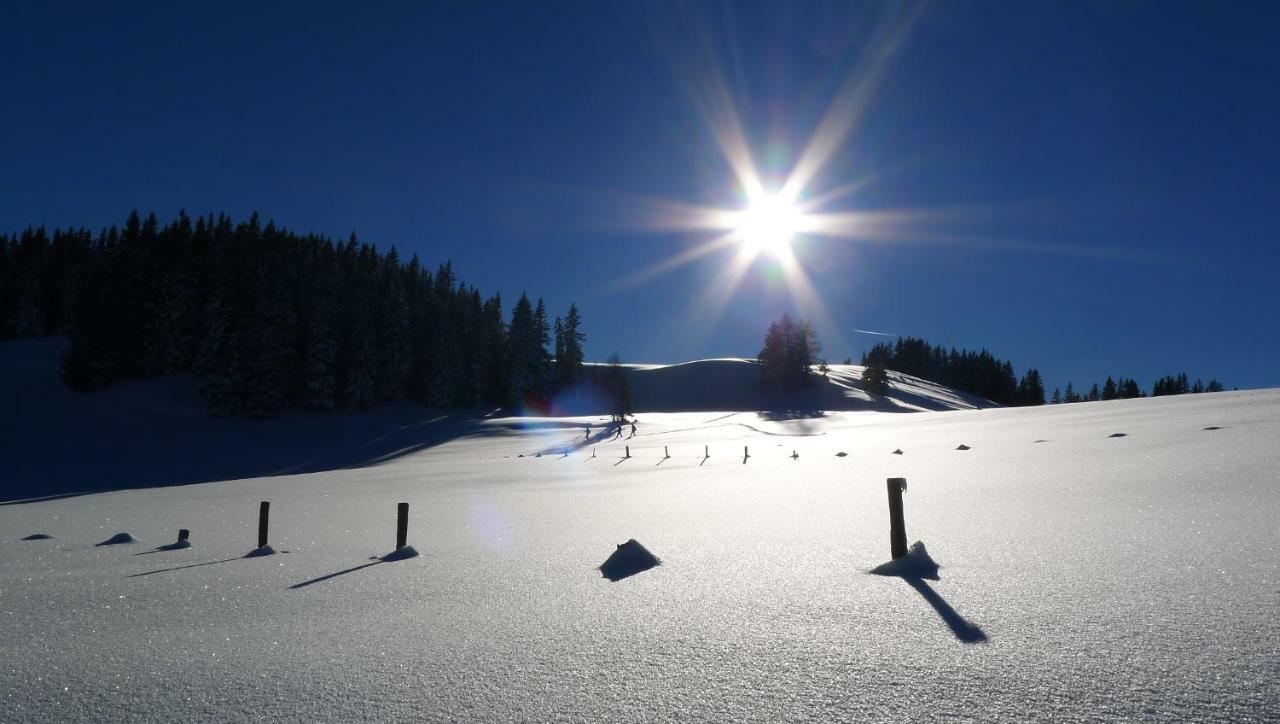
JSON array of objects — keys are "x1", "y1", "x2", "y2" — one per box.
[{"x1": 2, "y1": 339, "x2": 1278, "y2": 721}]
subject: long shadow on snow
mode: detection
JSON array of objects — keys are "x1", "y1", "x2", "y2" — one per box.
[
  {"x1": 870, "y1": 544, "x2": 988, "y2": 643},
  {"x1": 289, "y1": 560, "x2": 383, "y2": 589},
  {"x1": 2, "y1": 407, "x2": 498, "y2": 504},
  {"x1": 902, "y1": 577, "x2": 988, "y2": 643}
]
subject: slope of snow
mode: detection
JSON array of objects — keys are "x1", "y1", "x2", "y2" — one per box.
[
  {"x1": 586, "y1": 358, "x2": 991, "y2": 414},
  {"x1": 1, "y1": 339, "x2": 983, "y2": 501},
  {"x1": 3, "y1": 359, "x2": 1278, "y2": 720}
]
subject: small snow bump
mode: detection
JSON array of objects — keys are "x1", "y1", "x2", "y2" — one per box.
[
  {"x1": 1202, "y1": 426, "x2": 1224, "y2": 431},
  {"x1": 96, "y1": 532, "x2": 138, "y2": 546},
  {"x1": 869, "y1": 541, "x2": 940, "y2": 580},
  {"x1": 892, "y1": 449, "x2": 904, "y2": 455},
  {"x1": 600, "y1": 539, "x2": 660, "y2": 581},
  {"x1": 244, "y1": 544, "x2": 277, "y2": 558},
  {"x1": 835, "y1": 451, "x2": 848, "y2": 457},
  {"x1": 1108, "y1": 432, "x2": 1128, "y2": 438},
  {"x1": 382, "y1": 545, "x2": 420, "y2": 562},
  {"x1": 955, "y1": 444, "x2": 971, "y2": 451},
  {"x1": 22, "y1": 533, "x2": 54, "y2": 541}
]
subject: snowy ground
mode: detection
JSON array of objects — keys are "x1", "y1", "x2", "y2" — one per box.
[{"x1": 2, "y1": 341, "x2": 1278, "y2": 720}]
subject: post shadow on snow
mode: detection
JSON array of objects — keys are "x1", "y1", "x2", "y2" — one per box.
[
  {"x1": 130, "y1": 547, "x2": 290, "y2": 577},
  {"x1": 869, "y1": 542, "x2": 988, "y2": 644},
  {"x1": 290, "y1": 560, "x2": 383, "y2": 589},
  {"x1": 129, "y1": 556, "x2": 244, "y2": 577},
  {"x1": 133, "y1": 540, "x2": 192, "y2": 556},
  {"x1": 290, "y1": 548, "x2": 418, "y2": 589}
]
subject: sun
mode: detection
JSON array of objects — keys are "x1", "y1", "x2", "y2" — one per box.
[{"x1": 734, "y1": 193, "x2": 804, "y2": 258}]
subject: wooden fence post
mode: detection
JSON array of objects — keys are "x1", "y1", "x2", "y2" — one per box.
[
  {"x1": 396, "y1": 502, "x2": 409, "y2": 551},
  {"x1": 886, "y1": 478, "x2": 907, "y2": 559},
  {"x1": 257, "y1": 501, "x2": 270, "y2": 549}
]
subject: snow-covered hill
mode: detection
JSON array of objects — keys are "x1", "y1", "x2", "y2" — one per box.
[
  {"x1": 596, "y1": 358, "x2": 990, "y2": 414},
  {"x1": 1, "y1": 339, "x2": 984, "y2": 501},
  {"x1": 2, "y1": 336, "x2": 1277, "y2": 721}
]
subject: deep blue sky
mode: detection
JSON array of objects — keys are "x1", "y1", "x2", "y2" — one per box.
[{"x1": 6, "y1": 1, "x2": 1278, "y2": 393}]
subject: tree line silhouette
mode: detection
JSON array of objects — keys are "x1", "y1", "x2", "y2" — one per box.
[
  {"x1": 1051, "y1": 373, "x2": 1225, "y2": 403},
  {"x1": 857, "y1": 337, "x2": 1046, "y2": 406},
  {"x1": 855, "y1": 337, "x2": 1226, "y2": 406},
  {"x1": 0, "y1": 210, "x2": 597, "y2": 418}
]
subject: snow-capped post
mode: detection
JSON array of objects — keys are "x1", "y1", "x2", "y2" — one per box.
[
  {"x1": 886, "y1": 478, "x2": 908, "y2": 560},
  {"x1": 396, "y1": 502, "x2": 409, "y2": 551},
  {"x1": 258, "y1": 501, "x2": 270, "y2": 549}
]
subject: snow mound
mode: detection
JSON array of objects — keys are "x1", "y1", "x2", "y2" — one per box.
[
  {"x1": 244, "y1": 545, "x2": 276, "y2": 558},
  {"x1": 892, "y1": 448, "x2": 904, "y2": 455},
  {"x1": 381, "y1": 545, "x2": 420, "y2": 561},
  {"x1": 1108, "y1": 432, "x2": 1128, "y2": 438},
  {"x1": 95, "y1": 532, "x2": 138, "y2": 546},
  {"x1": 956, "y1": 444, "x2": 971, "y2": 450},
  {"x1": 869, "y1": 541, "x2": 940, "y2": 580},
  {"x1": 22, "y1": 533, "x2": 54, "y2": 541},
  {"x1": 600, "y1": 539, "x2": 660, "y2": 581}
]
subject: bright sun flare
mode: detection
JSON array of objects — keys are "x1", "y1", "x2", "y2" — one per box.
[{"x1": 735, "y1": 193, "x2": 804, "y2": 258}]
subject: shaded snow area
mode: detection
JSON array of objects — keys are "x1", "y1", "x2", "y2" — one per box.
[
  {"x1": 1, "y1": 340, "x2": 980, "y2": 503},
  {"x1": 1, "y1": 343, "x2": 1277, "y2": 720}
]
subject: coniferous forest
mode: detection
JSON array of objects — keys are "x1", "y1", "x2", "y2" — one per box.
[
  {"x1": 0, "y1": 210, "x2": 588, "y2": 418},
  {"x1": 1, "y1": 211, "x2": 1231, "y2": 417},
  {"x1": 861, "y1": 337, "x2": 1045, "y2": 406}
]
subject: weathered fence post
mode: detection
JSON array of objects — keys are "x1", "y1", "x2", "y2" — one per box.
[
  {"x1": 886, "y1": 478, "x2": 907, "y2": 559},
  {"x1": 704, "y1": 445, "x2": 709, "y2": 458},
  {"x1": 664, "y1": 446, "x2": 669, "y2": 458},
  {"x1": 625, "y1": 445, "x2": 631, "y2": 458},
  {"x1": 743, "y1": 445, "x2": 749, "y2": 458},
  {"x1": 178, "y1": 528, "x2": 190, "y2": 543},
  {"x1": 396, "y1": 502, "x2": 409, "y2": 551},
  {"x1": 258, "y1": 501, "x2": 270, "y2": 549}
]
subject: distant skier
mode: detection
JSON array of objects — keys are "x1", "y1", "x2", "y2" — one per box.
[
  {"x1": 628, "y1": 419, "x2": 637, "y2": 439},
  {"x1": 612, "y1": 424, "x2": 624, "y2": 440},
  {"x1": 584, "y1": 425, "x2": 591, "y2": 440}
]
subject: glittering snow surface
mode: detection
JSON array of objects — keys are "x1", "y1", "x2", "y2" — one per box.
[{"x1": 2, "y1": 352, "x2": 1278, "y2": 720}]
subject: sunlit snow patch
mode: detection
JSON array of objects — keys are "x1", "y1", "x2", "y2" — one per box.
[
  {"x1": 600, "y1": 539, "x2": 660, "y2": 581},
  {"x1": 869, "y1": 541, "x2": 940, "y2": 581}
]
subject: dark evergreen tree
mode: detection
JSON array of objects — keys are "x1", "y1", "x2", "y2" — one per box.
[
  {"x1": 862, "y1": 361, "x2": 890, "y2": 395},
  {"x1": 758, "y1": 314, "x2": 820, "y2": 391},
  {"x1": 1017, "y1": 369, "x2": 1046, "y2": 406}
]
